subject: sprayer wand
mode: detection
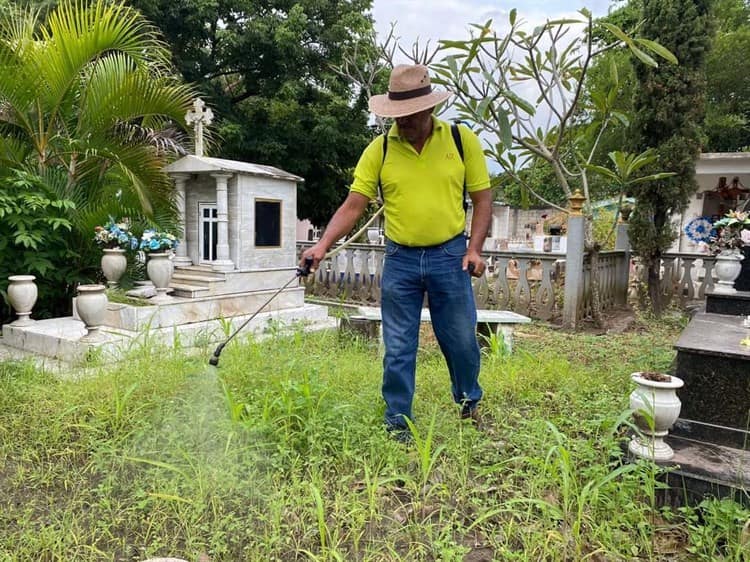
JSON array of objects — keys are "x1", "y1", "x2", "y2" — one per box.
[
  {"x1": 208, "y1": 205, "x2": 386, "y2": 367},
  {"x1": 208, "y1": 257, "x2": 313, "y2": 366}
]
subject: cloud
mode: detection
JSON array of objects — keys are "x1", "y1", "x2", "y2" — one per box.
[{"x1": 372, "y1": 0, "x2": 612, "y2": 59}]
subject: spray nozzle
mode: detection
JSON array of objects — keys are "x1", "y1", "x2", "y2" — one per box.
[{"x1": 297, "y1": 256, "x2": 314, "y2": 277}]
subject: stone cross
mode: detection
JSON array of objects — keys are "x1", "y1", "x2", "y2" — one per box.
[{"x1": 185, "y1": 98, "x2": 214, "y2": 157}]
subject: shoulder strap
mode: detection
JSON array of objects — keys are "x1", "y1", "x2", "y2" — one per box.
[
  {"x1": 377, "y1": 132, "x2": 388, "y2": 203},
  {"x1": 451, "y1": 122, "x2": 468, "y2": 212}
]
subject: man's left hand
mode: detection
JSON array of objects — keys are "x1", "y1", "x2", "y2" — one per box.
[{"x1": 463, "y1": 251, "x2": 485, "y2": 277}]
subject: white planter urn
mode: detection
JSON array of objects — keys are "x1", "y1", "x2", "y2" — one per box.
[
  {"x1": 101, "y1": 248, "x2": 127, "y2": 287},
  {"x1": 628, "y1": 372, "x2": 684, "y2": 461},
  {"x1": 7, "y1": 275, "x2": 38, "y2": 326},
  {"x1": 367, "y1": 227, "x2": 381, "y2": 244},
  {"x1": 77, "y1": 284, "x2": 108, "y2": 341},
  {"x1": 713, "y1": 250, "x2": 744, "y2": 294},
  {"x1": 146, "y1": 252, "x2": 174, "y2": 301}
]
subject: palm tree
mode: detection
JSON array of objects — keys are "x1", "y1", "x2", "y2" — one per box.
[{"x1": 0, "y1": 0, "x2": 195, "y2": 317}]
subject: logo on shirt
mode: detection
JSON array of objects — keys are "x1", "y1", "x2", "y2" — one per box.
[{"x1": 446, "y1": 152, "x2": 455, "y2": 160}]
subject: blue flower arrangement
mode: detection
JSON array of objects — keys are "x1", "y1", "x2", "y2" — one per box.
[
  {"x1": 139, "y1": 229, "x2": 178, "y2": 253},
  {"x1": 683, "y1": 216, "x2": 714, "y2": 244},
  {"x1": 94, "y1": 218, "x2": 137, "y2": 250}
]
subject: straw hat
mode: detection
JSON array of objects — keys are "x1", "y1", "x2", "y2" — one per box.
[{"x1": 368, "y1": 64, "x2": 451, "y2": 118}]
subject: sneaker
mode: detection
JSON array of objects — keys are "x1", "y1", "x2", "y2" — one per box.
[{"x1": 386, "y1": 425, "x2": 413, "y2": 444}]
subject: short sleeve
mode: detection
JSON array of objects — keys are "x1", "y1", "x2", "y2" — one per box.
[
  {"x1": 349, "y1": 136, "x2": 385, "y2": 200},
  {"x1": 459, "y1": 125, "x2": 491, "y2": 192}
]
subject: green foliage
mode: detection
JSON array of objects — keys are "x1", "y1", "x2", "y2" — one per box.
[
  {"x1": 591, "y1": 0, "x2": 750, "y2": 153},
  {"x1": 0, "y1": 0, "x2": 195, "y2": 319},
  {"x1": 433, "y1": 9, "x2": 674, "y2": 220},
  {"x1": 704, "y1": 24, "x2": 750, "y2": 151},
  {"x1": 0, "y1": 170, "x2": 80, "y2": 321},
  {"x1": 127, "y1": 0, "x2": 377, "y2": 227},
  {"x1": 4, "y1": 318, "x2": 745, "y2": 560},
  {"x1": 628, "y1": 0, "x2": 714, "y2": 313}
]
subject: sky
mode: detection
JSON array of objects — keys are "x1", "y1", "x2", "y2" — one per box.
[
  {"x1": 371, "y1": 0, "x2": 614, "y2": 51},
  {"x1": 368, "y1": 1, "x2": 618, "y2": 172}
]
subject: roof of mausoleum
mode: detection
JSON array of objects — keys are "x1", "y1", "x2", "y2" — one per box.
[{"x1": 164, "y1": 155, "x2": 304, "y2": 183}]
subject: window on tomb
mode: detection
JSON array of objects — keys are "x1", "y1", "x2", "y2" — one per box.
[{"x1": 255, "y1": 199, "x2": 281, "y2": 247}]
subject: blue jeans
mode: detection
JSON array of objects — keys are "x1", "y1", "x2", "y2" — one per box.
[{"x1": 381, "y1": 234, "x2": 482, "y2": 430}]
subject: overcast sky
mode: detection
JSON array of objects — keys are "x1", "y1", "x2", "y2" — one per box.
[
  {"x1": 370, "y1": 0, "x2": 614, "y2": 62},
  {"x1": 368, "y1": 1, "x2": 617, "y2": 172}
]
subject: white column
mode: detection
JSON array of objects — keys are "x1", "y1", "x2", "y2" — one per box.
[
  {"x1": 172, "y1": 173, "x2": 192, "y2": 267},
  {"x1": 211, "y1": 172, "x2": 235, "y2": 271}
]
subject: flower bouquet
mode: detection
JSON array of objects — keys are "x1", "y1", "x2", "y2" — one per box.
[
  {"x1": 707, "y1": 210, "x2": 750, "y2": 255},
  {"x1": 94, "y1": 218, "x2": 136, "y2": 250},
  {"x1": 139, "y1": 229, "x2": 178, "y2": 253}
]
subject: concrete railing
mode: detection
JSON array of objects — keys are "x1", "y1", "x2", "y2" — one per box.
[
  {"x1": 296, "y1": 241, "x2": 630, "y2": 322},
  {"x1": 646, "y1": 253, "x2": 717, "y2": 304}
]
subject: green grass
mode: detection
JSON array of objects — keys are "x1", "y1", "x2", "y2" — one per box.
[{"x1": 0, "y1": 314, "x2": 748, "y2": 561}]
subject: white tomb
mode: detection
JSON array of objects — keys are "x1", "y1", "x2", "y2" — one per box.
[{"x1": 1, "y1": 99, "x2": 333, "y2": 362}]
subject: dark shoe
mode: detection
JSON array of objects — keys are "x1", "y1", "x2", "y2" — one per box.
[
  {"x1": 460, "y1": 405, "x2": 482, "y2": 429},
  {"x1": 386, "y1": 425, "x2": 413, "y2": 444}
]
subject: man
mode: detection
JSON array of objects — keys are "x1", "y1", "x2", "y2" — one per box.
[{"x1": 300, "y1": 64, "x2": 492, "y2": 438}]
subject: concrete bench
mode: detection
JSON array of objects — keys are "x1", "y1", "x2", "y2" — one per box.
[{"x1": 347, "y1": 306, "x2": 531, "y2": 354}]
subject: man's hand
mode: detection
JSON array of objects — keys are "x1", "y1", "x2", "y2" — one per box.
[
  {"x1": 463, "y1": 250, "x2": 485, "y2": 277},
  {"x1": 300, "y1": 243, "x2": 327, "y2": 274}
]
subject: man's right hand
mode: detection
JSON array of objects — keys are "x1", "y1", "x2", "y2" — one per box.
[{"x1": 300, "y1": 243, "x2": 328, "y2": 274}]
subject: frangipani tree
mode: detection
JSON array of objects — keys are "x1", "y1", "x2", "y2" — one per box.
[{"x1": 433, "y1": 8, "x2": 676, "y2": 326}]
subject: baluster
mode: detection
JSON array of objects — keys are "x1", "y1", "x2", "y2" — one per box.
[
  {"x1": 343, "y1": 249, "x2": 356, "y2": 300},
  {"x1": 514, "y1": 257, "x2": 531, "y2": 316},
  {"x1": 661, "y1": 257, "x2": 676, "y2": 306},
  {"x1": 356, "y1": 249, "x2": 370, "y2": 302},
  {"x1": 535, "y1": 258, "x2": 556, "y2": 320},
  {"x1": 701, "y1": 257, "x2": 716, "y2": 296},
  {"x1": 679, "y1": 257, "x2": 696, "y2": 301},
  {"x1": 373, "y1": 249, "x2": 384, "y2": 304},
  {"x1": 475, "y1": 273, "x2": 490, "y2": 308},
  {"x1": 493, "y1": 257, "x2": 511, "y2": 309}
]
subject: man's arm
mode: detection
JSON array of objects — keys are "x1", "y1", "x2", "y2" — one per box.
[
  {"x1": 464, "y1": 188, "x2": 492, "y2": 277},
  {"x1": 300, "y1": 192, "x2": 371, "y2": 272}
]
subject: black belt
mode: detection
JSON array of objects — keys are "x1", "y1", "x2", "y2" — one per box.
[{"x1": 386, "y1": 232, "x2": 464, "y2": 250}]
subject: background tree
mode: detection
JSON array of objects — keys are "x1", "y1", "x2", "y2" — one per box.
[
  {"x1": 434, "y1": 9, "x2": 674, "y2": 326},
  {"x1": 0, "y1": 0, "x2": 194, "y2": 321},
  {"x1": 628, "y1": 0, "x2": 714, "y2": 314},
  {"x1": 704, "y1": 0, "x2": 750, "y2": 150},
  {"x1": 127, "y1": 0, "x2": 377, "y2": 227}
]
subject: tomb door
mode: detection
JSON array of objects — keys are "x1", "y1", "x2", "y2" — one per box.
[{"x1": 199, "y1": 203, "x2": 219, "y2": 262}]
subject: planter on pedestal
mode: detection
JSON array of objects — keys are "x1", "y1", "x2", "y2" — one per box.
[
  {"x1": 714, "y1": 250, "x2": 744, "y2": 294},
  {"x1": 146, "y1": 252, "x2": 174, "y2": 301},
  {"x1": 101, "y1": 248, "x2": 127, "y2": 287},
  {"x1": 77, "y1": 284, "x2": 107, "y2": 341},
  {"x1": 629, "y1": 372, "x2": 684, "y2": 461},
  {"x1": 7, "y1": 275, "x2": 37, "y2": 326}
]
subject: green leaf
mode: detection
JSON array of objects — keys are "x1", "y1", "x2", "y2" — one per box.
[
  {"x1": 634, "y1": 38, "x2": 678, "y2": 65},
  {"x1": 497, "y1": 109, "x2": 513, "y2": 149},
  {"x1": 509, "y1": 8, "x2": 517, "y2": 26},
  {"x1": 629, "y1": 44, "x2": 658, "y2": 67},
  {"x1": 600, "y1": 22, "x2": 632, "y2": 46},
  {"x1": 502, "y1": 89, "x2": 536, "y2": 116},
  {"x1": 583, "y1": 164, "x2": 620, "y2": 182}
]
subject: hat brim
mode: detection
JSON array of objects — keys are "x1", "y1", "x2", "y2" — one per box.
[{"x1": 368, "y1": 90, "x2": 451, "y2": 118}]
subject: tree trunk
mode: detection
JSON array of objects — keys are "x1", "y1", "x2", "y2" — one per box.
[
  {"x1": 588, "y1": 247, "x2": 605, "y2": 328},
  {"x1": 647, "y1": 258, "x2": 663, "y2": 316}
]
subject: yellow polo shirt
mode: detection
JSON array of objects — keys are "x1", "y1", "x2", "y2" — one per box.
[{"x1": 350, "y1": 118, "x2": 491, "y2": 246}]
